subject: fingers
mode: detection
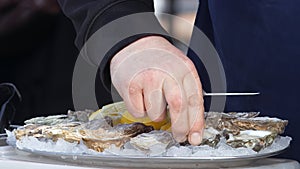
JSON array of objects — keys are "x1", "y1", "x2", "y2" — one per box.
[
  {"x1": 183, "y1": 73, "x2": 205, "y2": 145},
  {"x1": 163, "y1": 77, "x2": 189, "y2": 142},
  {"x1": 143, "y1": 71, "x2": 167, "y2": 122},
  {"x1": 143, "y1": 88, "x2": 167, "y2": 122},
  {"x1": 109, "y1": 35, "x2": 205, "y2": 146},
  {"x1": 123, "y1": 81, "x2": 146, "y2": 118}
]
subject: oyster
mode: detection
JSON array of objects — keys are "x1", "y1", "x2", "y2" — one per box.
[
  {"x1": 67, "y1": 109, "x2": 94, "y2": 122},
  {"x1": 24, "y1": 109, "x2": 95, "y2": 126},
  {"x1": 179, "y1": 127, "x2": 222, "y2": 147},
  {"x1": 12, "y1": 101, "x2": 289, "y2": 154},
  {"x1": 15, "y1": 123, "x2": 82, "y2": 142},
  {"x1": 201, "y1": 127, "x2": 221, "y2": 147},
  {"x1": 204, "y1": 111, "x2": 288, "y2": 151},
  {"x1": 82, "y1": 123, "x2": 153, "y2": 152},
  {"x1": 231, "y1": 117, "x2": 288, "y2": 134},
  {"x1": 24, "y1": 115, "x2": 68, "y2": 125},
  {"x1": 15, "y1": 116, "x2": 153, "y2": 152},
  {"x1": 226, "y1": 130, "x2": 277, "y2": 152},
  {"x1": 205, "y1": 112, "x2": 288, "y2": 135},
  {"x1": 129, "y1": 130, "x2": 177, "y2": 154}
]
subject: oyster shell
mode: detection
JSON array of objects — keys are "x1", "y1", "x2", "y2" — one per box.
[
  {"x1": 67, "y1": 109, "x2": 94, "y2": 122},
  {"x1": 201, "y1": 127, "x2": 221, "y2": 147},
  {"x1": 24, "y1": 109, "x2": 95, "y2": 125},
  {"x1": 129, "y1": 130, "x2": 177, "y2": 154},
  {"x1": 231, "y1": 117, "x2": 288, "y2": 134},
  {"x1": 205, "y1": 112, "x2": 288, "y2": 135},
  {"x1": 204, "y1": 112, "x2": 288, "y2": 151},
  {"x1": 226, "y1": 130, "x2": 277, "y2": 152},
  {"x1": 179, "y1": 127, "x2": 222, "y2": 147},
  {"x1": 24, "y1": 115, "x2": 68, "y2": 125},
  {"x1": 82, "y1": 123, "x2": 153, "y2": 152},
  {"x1": 13, "y1": 101, "x2": 289, "y2": 154},
  {"x1": 15, "y1": 117, "x2": 153, "y2": 152}
]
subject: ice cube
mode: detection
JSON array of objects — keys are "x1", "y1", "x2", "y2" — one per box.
[
  {"x1": 259, "y1": 136, "x2": 292, "y2": 154},
  {"x1": 149, "y1": 144, "x2": 167, "y2": 156},
  {"x1": 166, "y1": 146, "x2": 192, "y2": 157},
  {"x1": 5, "y1": 129, "x2": 16, "y2": 146}
]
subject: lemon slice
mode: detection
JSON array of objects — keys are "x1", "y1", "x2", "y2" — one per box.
[
  {"x1": 89, "y1": 101, "x2": 171, "y2": 130},
  {"x1": 89, "y1": 109, "x2": 102, "y2": 121},
  {"x1": 120, "y1": 111, "x2": 169, "y2": 130},
  {"x1": 160, "y1": 121, "x2": 172, "y2": 132}
]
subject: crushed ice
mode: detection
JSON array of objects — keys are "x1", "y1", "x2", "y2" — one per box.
[{"x1": 6, "y1": 130, "x2": 292, "y2": 157}]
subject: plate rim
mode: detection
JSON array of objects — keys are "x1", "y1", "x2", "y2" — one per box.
[{"x1": 16, "y1": 145, "x2": 289, "y2": 162}]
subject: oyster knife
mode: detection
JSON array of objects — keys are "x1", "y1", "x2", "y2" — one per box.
[{"x1": 203, "y1": 91, "x2": 260, "y2": 96}]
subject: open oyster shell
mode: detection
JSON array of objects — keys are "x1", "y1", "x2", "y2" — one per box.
[
  {"x1": 226, "y1": 130, "x2": 277, "y2": 152},
  {"x1": 13, "y1": 102, "x2": 289, "y2": 154},
  {"x1": 15, "y1": 114, "x2": 154, "y2": 152},
  {"x1": 204, "y1": 111, "x2": 288, "y2": 151},
  {"x1": 82, "y1": 123, "x2": 153, "y2": 152},
  {"x1": 129, "y1": 130, "x2": 177, "y2": 154},
  {"x1": 205, "y1": 112, "x2": 288, "y2": 135},
  {"x1": 201, "y1": 127, "x2": 221, "y2": 147}
]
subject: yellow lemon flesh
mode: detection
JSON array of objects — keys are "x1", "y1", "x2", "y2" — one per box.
[
  {"x1": 88, "y1": 101, "x2": 172, "y2": 131},
  {"x1": 120, "y1": 111, "x2": 170, "y2": 130},
  {"x1": 88, "y1": 109, "x2": 102, "y2": 121},
  {"x1": 89, "y1": 109, "x2": 122, "y2": 126},
  {"x1": 160, "y1": 122, "x2": 172, "y2": 132}
]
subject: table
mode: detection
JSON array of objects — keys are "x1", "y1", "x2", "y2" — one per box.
[{"x1": 0, "y1": 146, "x2": 299, "y2": 169}]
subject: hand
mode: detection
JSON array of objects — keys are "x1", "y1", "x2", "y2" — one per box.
[{"x1": 110, "y1": 36, "x2": 205, "y2": 145}]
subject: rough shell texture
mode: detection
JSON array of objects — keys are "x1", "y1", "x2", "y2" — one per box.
[
  {"x1": 205, "y1": 112, "x2": 288, "y2": 135},
  {"x1": 14, "y1": 102, "x2": 289, "y2": 153},
  {"x1": 129, "y1": 130, "x2": 177, "y2": 153},
  {"x1": 201, "y1": 127, "x2": 221, "y2": 147},
  {"x1": 226, "y1": 130, "x2": 277, "y2": 152},
  {"x1": 15, "y1": 115, "x2": 154, "y2": 152},
  {"x1": 82, "y1": 123, "x2": 154, "y2": 152}
]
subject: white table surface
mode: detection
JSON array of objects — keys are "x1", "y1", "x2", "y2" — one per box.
[{"x1": 0, "y1": 146, "x2": 299, "y2": 169}]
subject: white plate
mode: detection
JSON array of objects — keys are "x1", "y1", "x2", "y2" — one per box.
[{"x1": 17, "y1": 146, "x2": 288, "y2": 168}]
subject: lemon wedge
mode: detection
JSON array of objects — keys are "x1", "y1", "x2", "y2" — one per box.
[
  {"x1": 120, "y1": 111, "x2": 170, "y2": 130},
  {"x1": 160, "y1": 121, "x2": 172, "y2": 132},
  {"x1": 88, "y1": 101, "x2": 171, "y2": 130},
  {"x1": 88, "y1": 109, "x2": 102, "y2": 121}
]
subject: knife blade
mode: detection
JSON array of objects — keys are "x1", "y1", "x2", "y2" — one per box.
[{"x1": 203, "y1": 92, "x2": 260, "y2": 96}]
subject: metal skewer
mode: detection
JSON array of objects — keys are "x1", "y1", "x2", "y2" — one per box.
[{"x1": 203, "y1": 91, "x2": 260, "y2": 96}]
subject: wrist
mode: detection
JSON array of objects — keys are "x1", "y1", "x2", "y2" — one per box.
[{"x1": 111, "y1": 36, "x2": 176, "y2": 68}]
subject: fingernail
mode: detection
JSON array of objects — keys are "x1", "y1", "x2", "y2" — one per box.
[{"x1": 190, "y1": 132, "x2": 202, "y2": 145}]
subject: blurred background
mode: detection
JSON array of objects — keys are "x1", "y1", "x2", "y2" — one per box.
[
  {"x1": 0, "y1": 0, "x2": 78, "y2": 124},
  {"x1": 154, "y1": 0, "x2": 198, "y2": 53},
  {"x1": 0, "y1": 0, "x2": 198, "y2": 126}
]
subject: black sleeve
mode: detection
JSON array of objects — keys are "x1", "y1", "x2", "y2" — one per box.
[{"x1": 57, "y1": 0, "x2": 170, "y2": 92}]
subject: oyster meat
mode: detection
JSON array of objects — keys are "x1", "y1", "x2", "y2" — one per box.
[
  {"x1": 204, "y1": 111, "x2": 288, "y2": 151},
  {"x1": 226, "y1": 130, "x2": 277, "y2": 152}
]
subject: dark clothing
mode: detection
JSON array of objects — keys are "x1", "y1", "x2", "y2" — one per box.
[
  {"x1": 58, "y1": 0, "x2": 300, "y2": 161},
  {"x1": 57, "y1": 0, "x2": 168, "y2": 91},
  {"x1": 191, "y1": 0, "x2": 300, "y2": 161},
  {"x1": 57, "y1": 0, "x2": 157, "y2": 49},
  {"x1": 0, "y1": 13, "x2": 79, "y2": 124}
]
